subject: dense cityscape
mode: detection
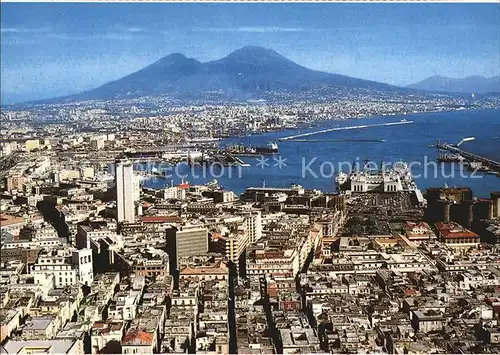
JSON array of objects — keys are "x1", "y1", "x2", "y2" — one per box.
[
  {"x1": 2, "y1": 2, "x2": 500, "y2": 354},
  {"x1": 1, "y1": 92, "x2": 500, "y2": 354}
]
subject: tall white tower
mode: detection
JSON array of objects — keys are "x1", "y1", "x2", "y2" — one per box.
[{"x1": 116, "y1": 159, "x2": 135, "y2": 223}]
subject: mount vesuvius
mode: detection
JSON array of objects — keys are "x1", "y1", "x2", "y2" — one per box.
[{"x1": 50, "y1": 46, "x2": 408, "y2": 103}]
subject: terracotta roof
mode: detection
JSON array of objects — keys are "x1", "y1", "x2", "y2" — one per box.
[
  {"x1": 0, "y1": 214, "x2": 25, "y2": 227},
  {"x1": 435, "y1": 222, "x2": 479, "y2": 239},
  {"x1": 402, "y1": 221, "x2": 431, "y2": 231},
  {"x1": 122, "y1": 329, "x2": 154, "y2": 346},
  {"x1": 404, "y1": 289, "x2": 419, "y2": 296}
]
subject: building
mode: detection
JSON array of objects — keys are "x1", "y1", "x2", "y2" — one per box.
[
  {"x1": 411, "y1": 310, "x2": 445, "y2": 333},
  {"x1": 242, "y1": 210, "x2": 262, "y2": 244},
  {"x1": 5, "y1": 175, "x2": 25, "y2": 192},
  {"x1": 80, "y1": 166, "x2": 95, "y2": 180},
  {"x1": 116, "y1": 160, "x2": 135, "y2": 223},
  {"x1": 90, "y1": 138, "x2": 105, "y2": 151},
  {"x1": 337, "y1": 162, "x2": 413, "y2": 193},
  {"x1": 91, "y1": 321, "x2": 125, "y2": 354},
  {"x1": 211, "y1": 224, "x2": 249, "y2": 266},
  {"x1": 425, "y1": 187, "x2": 473, "y2": 223},
  {"x1": 72, "y1": 248, "x2": 94, "y2": 285},
  {"x1": 164, "y1": 185, "x2": 187, "y2": 200},
  {"x1": 0, "y1": 213, "x2": 27, "y2": 236},
  {"x1": 121, "y1": 329, "x2": 156, "y2": 354},
  {"x1": 32, "y1": 247, "x2": 93, "y2": 288},
  {"x1": 166, "y1": 225, "x2": 208, "y2": 271},
  {"x1": 179, "y1": 255, "x2": 229, "y2": 282},
  {"x1": 1, "y1": 339, "x2": 83, "y2": 354},
  {"x1": 401, "y1": 221, "x2": 436, "y2": 244},
  {"x1": 435, "y1": 221, "x2": 480, "y2": 249},
  {"x1": 280, "y1": 329, "x2": 321, "y2": 354},
  {"x1": 25, "y1": 139, "x2": 40, "y2": 152}
]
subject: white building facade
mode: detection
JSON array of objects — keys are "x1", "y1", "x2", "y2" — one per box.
[{"x1": 116, "y1": 160, "x2": 135, "y2": 223}]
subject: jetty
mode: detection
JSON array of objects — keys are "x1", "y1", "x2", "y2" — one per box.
[
  {"x1": 285, "y1": 138, "x2": 386, "y2": 143},
  {"x1": 277, "y1": 120, "x2": 413, "y2": 141},
  {"x1": 436, "y1": 142, "x2": 500, "y2": 172}
]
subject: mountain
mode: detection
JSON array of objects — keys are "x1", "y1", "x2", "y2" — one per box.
[
  {"x1": 407, "y1": 75, "x2": 500, "y2": 94},
  {"x1": 72, "y1": 53, "x2": 203, "y2": 101},
  {"x1": 43, "y1": 46, "x2": 406, "y2": 103}
]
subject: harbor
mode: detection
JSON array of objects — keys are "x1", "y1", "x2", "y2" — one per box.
[
  {"x1": 143, "y1": 110, "x2": 500, "y2": 197},
  {"x1": 434, "y1": 139, "x2": 500, "y2": 176}
]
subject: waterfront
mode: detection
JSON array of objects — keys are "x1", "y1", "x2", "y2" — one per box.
[{"x1": 143, "y1": 109, "x2": 500, "y2": 197}]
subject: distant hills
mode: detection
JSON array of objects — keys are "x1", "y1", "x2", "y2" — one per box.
[
  {"x1": 48, "y1": 46, "x2": 405, "y2": 103},
  {"x1": 407, "y1": 75, "x2": 500, "y2": 94}
]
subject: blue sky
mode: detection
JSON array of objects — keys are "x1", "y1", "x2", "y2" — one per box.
[{"x1": 1, "y1": 3, "x2": 499, "y2": 104}]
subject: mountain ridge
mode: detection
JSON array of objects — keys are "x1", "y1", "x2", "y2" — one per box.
[
  {"x1": 407, "y1": 75, "x2": 500, "y2": 94},
  {"x1": 16, "y1": 46, "x2": 489, "y2": 105},
  {"x1": 40, "y1": 46, "x2": 406, "y2": 103}
]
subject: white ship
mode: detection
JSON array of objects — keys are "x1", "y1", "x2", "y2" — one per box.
[{"x1": 162, "y1": 151, "x2": 187, "y2": 160}]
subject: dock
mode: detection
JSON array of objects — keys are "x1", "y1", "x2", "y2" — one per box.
[
  {"x1": 277, "y1": 120, "x2": 413, "y2": 141},
  {"x1": 437, "y1": 143, "x2": 500, "y2": 172}
]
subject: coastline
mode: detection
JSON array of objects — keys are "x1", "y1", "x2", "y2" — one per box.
[
  {"x1": 237, "y1": 106, "x2": 498, "y2": 140},
  {"x1": 143, "y1": 109, "x2": 500, "y2": 197}
]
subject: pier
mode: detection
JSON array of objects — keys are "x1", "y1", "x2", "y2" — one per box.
[
  {"x1": 277, "y1": 120, "x2": 414, "y2": 141},
  {"x1": 437, "y1": 143, "x2": 500, "y2": 172},
  {"x1": 284, "y1": 138, "x2": 386, "y2": 143}
]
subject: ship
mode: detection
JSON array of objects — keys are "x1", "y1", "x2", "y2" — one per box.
[
  {"x1": 225, "y1": 142, "x2": 278, "y2": 156},
  {"x1": 254, "y1": 142, "x2": 279, "y2": 154},
  {"x1": 438, "y1": 153, "x2": 465, "y2": 163}
]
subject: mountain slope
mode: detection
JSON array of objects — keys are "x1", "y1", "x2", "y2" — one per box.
[
  {"x1": 73, "y1": 53, "x2": 203, "y2": 101},
  {"x1": 407, "y1": 75, "x2": 500, "y2": 94},
  {"x1": 53, "y1": 46, "x2": 406, "y2": 103}
]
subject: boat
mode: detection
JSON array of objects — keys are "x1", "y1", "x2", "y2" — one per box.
[
  {"x1": 225, "y1": 142, "x2": 278, "y2": 155},
  {"x1": 254, "y1": 142, "x2": 279, "y2": 154},
  {"x1": 438, "y1": 153, "x2": 465, "y2": 163}
]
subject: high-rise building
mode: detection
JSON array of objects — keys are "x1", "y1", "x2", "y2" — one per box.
[
  {"x1": 244, "y1": 211, "x2": 262, "y2": 244},
  {"x1": 166, "y1": 225, "x2": 208, "y2": 271},
  {"x1": 116, "y1": 160, "x2": 135, "y2": 223},
  {"x1": 90, "y1": 137, "x2": 105, "y2": 151},
  {"x1": 212, "y1": 224, "x2": 249, "y2": 264}
]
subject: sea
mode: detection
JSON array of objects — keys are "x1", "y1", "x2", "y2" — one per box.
[{"x1": 142, "y1": 108, "x2": 500, "y2": 198}]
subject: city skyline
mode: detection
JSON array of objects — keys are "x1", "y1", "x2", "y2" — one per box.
[{"x1": 1, "y1": 2, "x2": 499, "y2": 104}]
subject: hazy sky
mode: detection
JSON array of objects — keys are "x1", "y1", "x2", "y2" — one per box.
[{"x1": 1, "y1": 3, "x2": 499, "y2": 104}]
